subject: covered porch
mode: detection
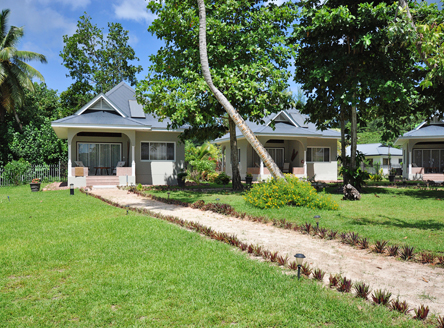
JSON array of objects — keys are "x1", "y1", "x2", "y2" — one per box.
[{"x1": 402, "y1": 141, "x2": 444, "y2": 182}]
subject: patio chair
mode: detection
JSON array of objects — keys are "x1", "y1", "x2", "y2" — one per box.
[
  {"x1": 74, "y1": 161, "x2": 84, "y2": 167},
  {"x1": 283, "y1": 162, "x2": 290, "y2": 173},
  {"x1": 113, "y1": 161, "x2": 126, "y2": 175}
]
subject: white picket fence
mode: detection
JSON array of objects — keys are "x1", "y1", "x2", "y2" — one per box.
[{"x1": 0, "y1": 162, "x2": 66, "y2": 186}]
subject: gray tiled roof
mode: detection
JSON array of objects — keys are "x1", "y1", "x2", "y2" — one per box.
[
  {"x1": 346, "y1": 143, "x2": 402, "y2": 156},
  {"x1": 215, "y1": 108, "x2": 340, "y2": 142},
  {"x1": 403, "y1": 124, "x2": 444, "y2": 137},
  {"x1": 105, "y1": 82, "x2": 136, "y2": 117}
]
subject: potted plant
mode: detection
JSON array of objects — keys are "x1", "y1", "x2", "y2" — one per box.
[
  {"x1": 245, "y1": 173, "x2": 253, "y2": 185},
  {"x1": 177, "y1": 172, "x2": 187, "y2": 188},
  {"x1": 388, "y1": 168, "x2": 396, "y2": 182},
  {"x1": 30, "y1": 178, "x2": 41, "y2": 192}
]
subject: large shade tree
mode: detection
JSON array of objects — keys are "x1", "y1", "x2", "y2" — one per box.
[
  {"x1": 138, "y1": 0, "x2": 297, "y2": 189},
  {"x1": 292, "y1": 0, "x2": 417, "y2": 187},
  {"x1": 0, "y1": 9, "x2": 47, "y2": 132}
]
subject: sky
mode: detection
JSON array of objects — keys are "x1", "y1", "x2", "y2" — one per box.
[{"x1": 2, "y1": 0, "x2": 443, "y2": 96}]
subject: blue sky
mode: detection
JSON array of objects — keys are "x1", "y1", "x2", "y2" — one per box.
[{"x1": 2, "y1": 0, "x2": 442, "y2": 95}]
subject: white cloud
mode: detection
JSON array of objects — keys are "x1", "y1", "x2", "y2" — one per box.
[{"x1": 113, "y1": 0, "x2": 157, "y2": 23}]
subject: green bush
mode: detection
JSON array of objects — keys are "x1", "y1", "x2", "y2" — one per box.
[
  {"x1": 244, "y1": 175, "x2": 339, "y2": 210},
  {"x1": 214, "y1": 172, "x2": 230, "y2": 185},
  {"x1": 2, "y1": 158, "x2": 31, "y2": 185}
]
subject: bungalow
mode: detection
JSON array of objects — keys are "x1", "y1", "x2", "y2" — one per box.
[
  {"x1": 394, "y1": 118, "x2": 444, "y2": 182},
  {"x1": 51, "y1": 82, "x2": 185, "y2": 188},
  {"x1": 346, "y1": 143, "x2": 402, "y2": 175},
  {"x1": 212, "y1": 109, "x2": 340, "y2": 181}
]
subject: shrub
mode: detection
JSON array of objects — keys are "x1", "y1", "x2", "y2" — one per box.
[
  {"x1": 214, "y1": 172, "x2": 230, "y2": 185},
  {"x1": 243, "y1": 175, "x2": 339, "y2": 210},
  {"x1": 354, "y1": 282, "x2": 371, "y2": 300},
  {"x1": 390, "y1": 298, "x2": 410, "y2": 314},
  {"x1": 372, "y1": 289, "x2": 391, "y2": 306},
  {"x1": 2, "y1": 158, "x2": 31, "y2": 185},
  {"x1": 413, "y1": 305, "x2": 429, "y2": 320}
]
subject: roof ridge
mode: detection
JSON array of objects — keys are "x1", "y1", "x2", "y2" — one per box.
[{"x1": 105, "y1": 81, "x2": 135, "y2": 97}]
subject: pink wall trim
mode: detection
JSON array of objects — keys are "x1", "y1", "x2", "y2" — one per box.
[{"x1": 116, "y1": 167, "x2": 132, "y2": 176}]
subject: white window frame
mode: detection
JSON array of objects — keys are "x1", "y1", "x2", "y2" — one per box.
[
  {"x1": 77, "y1": 142, "x2": 122, "y2": 164},
  {"x1": 306, "y1": 147, "x2": 330, "y2": 163},
  {"x1": 140, "y1": 141, "x2": 176, "y2": 162}
]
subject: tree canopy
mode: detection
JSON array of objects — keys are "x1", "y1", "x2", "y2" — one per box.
[{"x1": 60, "y1": 13, "x2": 143, "y2": 114}]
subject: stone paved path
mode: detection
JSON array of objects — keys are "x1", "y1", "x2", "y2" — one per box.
[{"x1": 91, "y1": 188, "x2": 444, "y2": 317}]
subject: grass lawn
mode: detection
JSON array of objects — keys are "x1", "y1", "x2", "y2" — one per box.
[
  {"x1": 143, "y1": 186, "x2": 444, "y2": 254},
  {"x1": 0, "y1": 186, "x2": 423, "y2": 327}
]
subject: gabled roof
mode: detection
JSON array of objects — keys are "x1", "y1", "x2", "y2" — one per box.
[
  {"x1": 214, "y1": 108, "x2": 340, "y2": 143},
  {"x1": 346, "y1": 143, "x2": 402, "y2": 157},
  {"x1": 51, "y1": 82, "x2": 184, "y2": 139},
  {"x1": 394, "y1": 119, "x2": 444, "y2": 146}
]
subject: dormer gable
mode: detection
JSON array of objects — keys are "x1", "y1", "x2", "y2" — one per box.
[
  {"x1": 266, "y1": 111, "x2": 299, "y2": 127},
  {"x1": 75, "y1": 94, "x2": 126, "y2": 118}
]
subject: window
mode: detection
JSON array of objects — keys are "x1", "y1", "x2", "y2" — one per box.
[
  {"x1": 383, "y1": 158, "x2": 389, "y2": 166},
  {"x1": 77, "y1": 143, "x2": 121, "y2": 174},
  {"x1": 252, "y1": 147, "x2": 284, "y2": 168},
  {"x1": 141, "y1": 142, "x2": 175, "y2": 161},
  {"x1": 307, "y1": 148, "x2": 329, "y2": 162}
]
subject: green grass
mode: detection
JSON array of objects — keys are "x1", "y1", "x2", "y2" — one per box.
[
  {"x1": 0, "y1": 186, "x2": 422, "y2": 327},
  {"x1": 143, "y1": 186, "x2": 444, "y2": 254}
]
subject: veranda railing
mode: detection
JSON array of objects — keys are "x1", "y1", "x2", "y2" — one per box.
[{"x1": 0, "y1": 161, "x2": 67, "y2": 187}]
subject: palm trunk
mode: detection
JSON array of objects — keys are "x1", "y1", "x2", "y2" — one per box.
[
  {"x1": 13, "y1": 108, "x2": 23, "y2": 132},
  {"x1": 197, "y1": 0, "x2": 285, "y2": 181},
  {"x1": 229, "y1": 117, "x2": 243, "y2": 190},
  {"x1": 340, "y1": 111, "x2": 348, "y2": 185},
  {"x1": 350, "y1": 99, "x2": 357, "y2": 185}
]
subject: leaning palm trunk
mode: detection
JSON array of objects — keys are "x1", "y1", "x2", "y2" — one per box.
[{"x1": 197, "y1": 0, "x2": 285, "y2": 180}]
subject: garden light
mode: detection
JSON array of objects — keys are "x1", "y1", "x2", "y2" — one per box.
[
  {"x1": 126, "y1": 205, "x2": 129, "y2": 215},
  {"x1": 8, "y1": 196, "x2": 10, "y2": 202},
  {"x1": 167, "y1": 192, "x2": 170, "y2": 199},
  {"x1": 294, "y1": 253, "x2": 306, "y2": 280},
  {"x1": 85, "y1": 188, "x2": 88, "y2": 196},
  {"x1": 314, "y1": 215, "x2": 320, "y2": 229},
  {"x1": 70, "y1": 183, "x2": 74, "y2": 196},
  {"x1": 216, "y1": 198, "x2": 220, "y2": 202}
]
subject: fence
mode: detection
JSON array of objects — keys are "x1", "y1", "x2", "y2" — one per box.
[{"x1": 0, "y1": 162, "x2": 67, "y2": 187}]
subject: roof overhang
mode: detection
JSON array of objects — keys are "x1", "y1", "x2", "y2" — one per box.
[
  {"x1": 212, "y1": 133, "x2": 340, "y2": 144},
  {"x1": 394, "y1": 135, "x2": 444, "y2": 147},
  {"x1": 51, "y1": 123, "x2": 153, "y2": 139}
]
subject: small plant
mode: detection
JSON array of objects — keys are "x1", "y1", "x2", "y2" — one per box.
[
  {"x1": 318, "y1": 228, "x2": 327, "y2": 239},
  {"x1": 337, "y1": 277, "x2": 352, "y2": 293},
  {"x1": 413, "y1": 304, "x2": 429, "y2": 320},
  {"x1": 253, "y1": 245, "x2": 263, "y2": 257},
  {"x1": 313, "y1": 268, "x2": 325, "y2": 281},
  {"x1": 348, "y1": 232, "x2": 360, "y2": 246},
  {"x1": 277, "y1": 255, "x2": 289, "y2": 266},
  {"x1": 399, "y1": 245, "x2": 415, "y2": 260},
  {"x1": 302, "y1": 222, "x2": 312, "y2": 234},
  {"x1": 388, "y1": 245, "x2": 399, "y2": 257},
  {"x1": 239, "y1": 243, "x2": 248, "y2": 251},
  {"x1": 262, "y1": 250, "x2": 271, "y2": 260},
  {"x1": 329, "y1": 274, "x2": 340, "y2": 288},
  {"x1": 389, "y1": 297, "x2": 410, "y2": 314},
  {"x1": 247, "y1": 244, "x2": 254, "y2": 254},
  {"x1": 284, "y1": 222, "x2": 293, "y2": 230},
  {"x1": 246, "y1": 173, "x2": 253, "y2": 178},
  {"x1": 136, "y1": 183, "x2": 143, "y2": 191},
  {"x1": 437, "y1": 255, "x2": 444, "y2": 265},
  {"x1": 419, "y1": 252, "x2": 434, "y2": 264},
  {"x1": 371, "y1": 289, "x2": 391, "y2": 306},
  {"x1": 437, "y1": 315, "x2": 444, "y2": 328},
  {"x1": 31, "y1": 178, "x2": 41, "y2": 183},
  {"x1": 301, "y1": 263, "x2": 312, "y2": 277},
  {"x1": 358, "y1": 238, "x2": 369, "y2": 249},
  {"x1": 289, "y1": 261, "x2": 298, "y2": 270},
  {"x1": 374, "y1": 240, "x2": 388, "y2": 253},
  {"x1": 270, "y1": 251, "x2": 278, "y2": 263},
  {"x1": 340, "y1": 232, "x2": 348, "y2": 244},
  {"x1": 327, "y1": 230, "x2": 337, "y2": 240},
  {"x1": 354, "y1": 282, "x2": 371, "y2": 300}
]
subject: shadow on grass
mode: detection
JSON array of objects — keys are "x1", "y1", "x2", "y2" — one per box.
[
  {"x1": 348, "y1": 215, "x2": 444, "y2": 231},
  {"x1": 362, "y1": 187, "x2": 444, "y2": 200}
]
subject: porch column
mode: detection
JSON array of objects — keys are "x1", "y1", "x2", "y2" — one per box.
[
  {"x1": 67, "y1": 130, "x2": 75, "y2": 177},
  {"x1": 260, "y1": 159, "x2": 264, "y2": 176},
  {"x1": 132, "y1": 145, "x2": 135, "y2": 176},
  {"x1": 304, "y1": 150, "x2": 307, "y2": 177},
  {"x1": 408, "y1": 148, "x2": 412, "y2": 176}
]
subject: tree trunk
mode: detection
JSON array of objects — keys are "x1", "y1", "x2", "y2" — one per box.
[
  {"x1": 350, "y1": 100, "x2": 357, "y2": 185},
  {"x1": 196, "y1": 0, "x2": 285, "y2": 181},
  {"x1": 229, "y1": 116, "x2": 243, "y2": 190},
  {"x1": 340, "y1": 111, "x2": 348, "y2": 185},
  {"x1": 13, "y1": 108, "x2": 23, "y2": 133}
]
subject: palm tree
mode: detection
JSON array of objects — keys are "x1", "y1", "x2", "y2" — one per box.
[
  {"x1": 196, "y1": 0, "x2": 285, "y2": 180},
  {"x1": 0, "y1": 9, "x2": 47, "y2": 131}
]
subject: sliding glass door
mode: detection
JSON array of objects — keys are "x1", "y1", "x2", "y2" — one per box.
[{"x1": 78, "y1": 143, "x2": 121, "y2": 175}]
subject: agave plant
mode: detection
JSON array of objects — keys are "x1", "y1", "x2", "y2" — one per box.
[
  {"x1": 348, "y1": 232, "x2": 360, "y2": 246},
  {"x1": 277, "y1": 255, "x2": 289, "y2": 266},
  {"x1": 419, "y1": 252, "x2": 434, "y2": 264},
  {"x1": 318, "y1": 228, "x2": 327, "y2": 239},
  {"x1": 289, "y1": 261, "x2": 298, "y2": 270},
  {"x1": 354, "y1": 282, "x2": 371, "y2": 300},
  {"x1": 358, "y1": 238, "x2": 369, "y2": 249},
  {"x1": 389, "y1": 297, "x2": 410, "y2": 315},
  {"x1": 327, "y1": 230, "x2": 338, "y2": 240},
  {"x1": 329, "y1": 274, "x2": 340, "y2": 288},
  {"x1": 301, "y1": 263, "x2": 312, "y2": 277},
  {"x1": 270, "y1": 251, "x2": 279, "y2": 263},
  {"x1": 262, "y1": 250, "x2": 271, "y2": 260},
  {"x1": 388, "y1": 245, "x2": 399, "y2": 257},
  {"x1": 399, "y1": 245, "x2": 415, "y2": 260},
  {"x1": 371, "y1": 289, "x2": 391, "y2": 306},
  {"x1": 302, "y1": 222, "x2": 312, "y2": 235},
  {"x1": 413, "y1": 304, "x2": 429, "y2": 320},
  {"x1": 337, "y1": 277, "x2": 352, "y2": 293},
  {"x1": 437, "y1": 315, "x2": 444, "y2": 328},
  {"x1": 313, "y1": 268, "x2": 325, "y2": 281},
  {"x1": 374, "y1": 240, "x2": 388, "y2": 254}
]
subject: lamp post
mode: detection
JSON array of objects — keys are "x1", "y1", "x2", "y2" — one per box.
[
  {"x1": 314, "y1": 215, "x2": 320, "y2": 229},
  {"x1": 216, "y1": 198, "x2": 220, "y2": 203},
  {"x1": 126, "y1": 205, "x2": 129, "y2": 215},
  {"x1": 70, "y1": 183, "x2": 74, "y2": 196},
  {"x1": 294, "y1": 253, "x2": 306, "y2": 280},
  {"x1": 85, "y1": 188, "x2": 88, "y2": 196},
  {"x1": 167, "y1": 192, "x2": 170, "y2": 199}
]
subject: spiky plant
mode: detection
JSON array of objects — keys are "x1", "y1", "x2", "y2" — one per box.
[
  {"x1": 413, "y1": 304, "x2": 429, "y2": 320},
  {"x1": 270, "y1": 251, "x2": 278, "y2": 263},
  {"x1": 388, "y1": 245, "x2": 399, "y2": 257},
  {"x1": 419, "y1": 252, "x2": 434, "y2": 264},
  {"x1": 437, "y1": 315, "x2": 444, "y2": 328},
  {"x1": 337, "y1": 277, "x2": 352, "y2": 293},
  {"x1": 289, "y1": 261, "x2": 298, "y2": 270},
  {"x1": 302, "y1": 222, "x2": 312, "y2": 234},
  {"x1": 239, "y1": 242, "x2": 248, "y2": 251},
  {"x1": 399, "y1": 245, "x2": 414, "y2": 260},
  {"x1": 389, "y1": 298, "x2": 410, "y2": 314},
  {"x1": 374, "y1": 240, "x2": 388, "y2": 253},
  {"x1": 340, "y1": 232, "x2": 348, "y2": 244},
  {"x1": 329, "y1": 274, "x2": 340, "y2": 288},
  {"x1": 301, "y1": 263, "x2": 312, "y2": 277},
  {"x1": 327, "y1": 230, "x2": 337, "y2": 240},
  {"x1": 371, "y1": 289, "x2": 391, "y2": 306},
  {"x1": 348, "y1": 232, "x2": 360, "y2": 246},
  {"x1": 284, "y1": 222, "x2": 293, "y2": 230},
  {"x1": 358, "y1": 238, "x2": 369, "y2": 249},
  {"x1": 252, "y1": 245, "x2": 263, "y2": 256},
  {"x1": 277, "y1": 255, "x2": 289, "y2": 266},
  {"x1": 247, "y1": 244, "x2": 254, "y2": 254},
  {"x1": 354, "y1": 282, "x2": 371, "y2": 300},
  {"x1": 313, "y1": 268, "x2": 325, "y2": 281},
  {"x1": 318, "y1": 228, "x2": 327, "y2": 239},
  {"x1": 262, "y1": 250, "x2": 271, "y2": 260}
]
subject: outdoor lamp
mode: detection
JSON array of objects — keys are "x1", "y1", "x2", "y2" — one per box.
[
  {"x1": 70, "y1": 183, "x2": 74, "y2": 196},
  {"x1": 294, "y1": 253, "x2": 306, "y2": 280},
  {"x1": 216, "y1": 198, "x2": 220, "y2": 202},
  {"x1": 314, "y1": 215, "x2": 320, "y2": 229},
  {"x1": 85, "y1": 188, "x2": 88, "y2": 196},
  {"x1": 167, "y1": 192, "x2": 170, "y2": 199},
  {"x1": 126, "y1": 205, "x2": 129, "y2": 215}
]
